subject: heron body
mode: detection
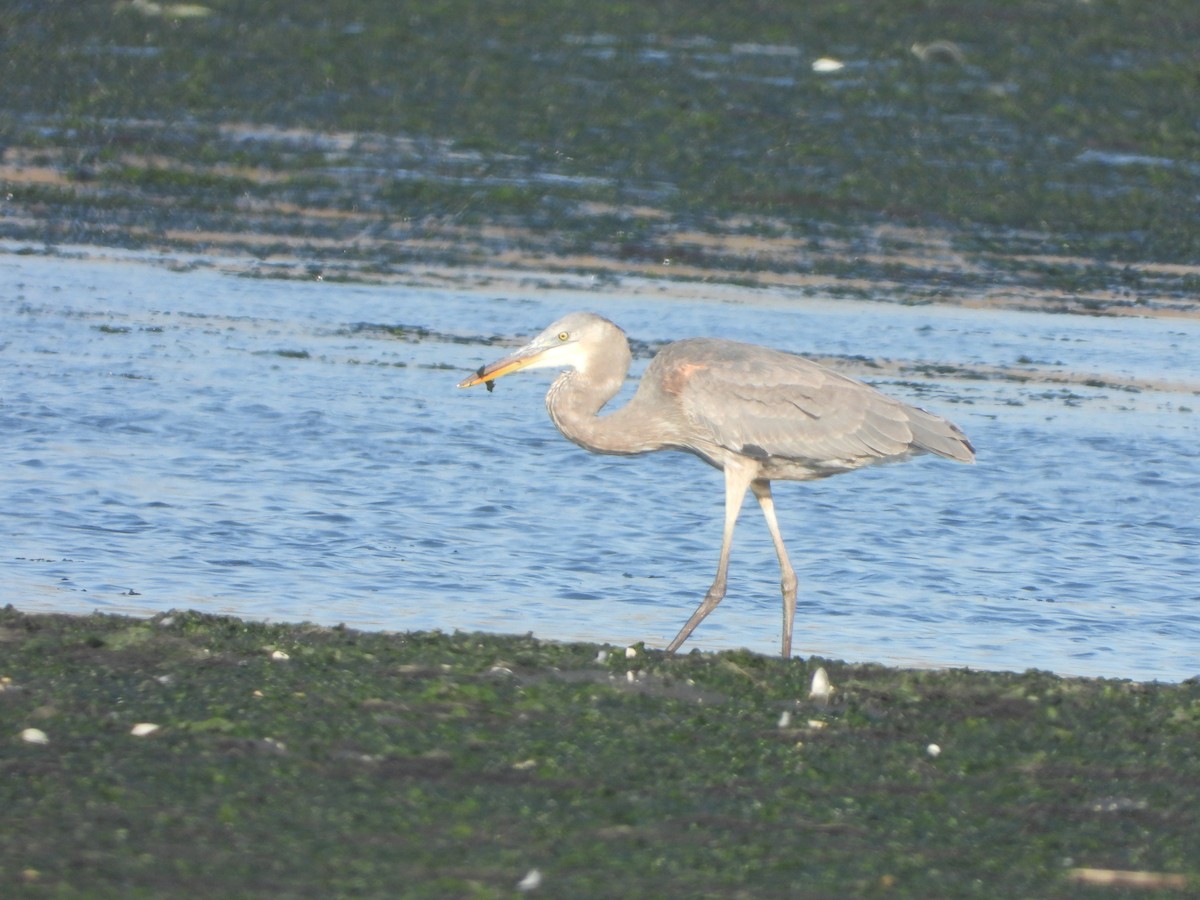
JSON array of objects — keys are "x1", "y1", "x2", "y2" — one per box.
[{"x1": 459, "y1": 311, "x2": 974, "y2": 659}]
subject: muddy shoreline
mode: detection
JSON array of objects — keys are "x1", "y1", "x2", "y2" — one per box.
[{"x1": 4, "y1": 125, "x2": 1199, "y2": 323}]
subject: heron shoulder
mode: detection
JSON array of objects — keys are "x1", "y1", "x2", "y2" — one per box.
[
  {"x1": 650, "y1": 338, "x2": 832, "y2": 394},
  {"x1": 649, "y1": 337, "x2": 850, "y2": 405}
]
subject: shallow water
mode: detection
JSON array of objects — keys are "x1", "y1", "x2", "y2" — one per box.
[{"x1": 2, "y1": 250, "x2": 1197, "y2": 681}]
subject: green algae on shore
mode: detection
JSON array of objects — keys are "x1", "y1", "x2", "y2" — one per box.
[
  {"x1": 3, "y1": 1, "x2": 1200, "y2": 312},
  {"x1": 2, "y1": 606, "x2": 1197, "y2": 896}
]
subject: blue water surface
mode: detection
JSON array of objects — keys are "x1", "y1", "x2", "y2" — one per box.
[{"x1": 2, "y1": 249, "x2": 1197, "y2": 680}]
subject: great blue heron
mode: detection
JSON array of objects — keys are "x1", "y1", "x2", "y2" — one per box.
[{"x1": 459, "y1": 311, "x2": 974, "y2": 658}]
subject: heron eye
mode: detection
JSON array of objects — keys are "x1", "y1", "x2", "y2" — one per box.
[{"x1": 557, "y1": 331, "x2": 569, "y2": 341}]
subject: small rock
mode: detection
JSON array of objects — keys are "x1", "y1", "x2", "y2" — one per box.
[
  {"x1": 812, "y1": 57, "x2": 845, "y2": 73},
  {"x1": 516, "y1": 868, "x2": 543, "y2": 892},
  {"x1": 20, "y1": 727, "x2": 49, "y2": 745},
  {"x1": 911, "y1": 40, "x2": 967, "y2": 65},
  {"x1": 809, "y1": 666, "x2": 832, "y2": 702}
]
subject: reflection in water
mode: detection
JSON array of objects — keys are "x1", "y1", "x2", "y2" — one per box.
[{"x1": 2, "y1": 252, "x2": 1197, "y2": 681}]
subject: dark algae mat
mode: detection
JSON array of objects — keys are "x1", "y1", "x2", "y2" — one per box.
[
  {"x1": 2, "y1": 607, "x2": 1197, "y2": 896},
  {"x1": 3, "y1": 1, "x2": 1200, "y2": 312}
]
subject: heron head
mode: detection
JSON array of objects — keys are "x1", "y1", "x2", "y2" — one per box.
[{"x1": 457, "y1": 312, "x2": 624, "y2": 389}]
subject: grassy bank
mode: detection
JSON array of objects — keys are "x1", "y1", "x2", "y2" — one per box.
[{"x1": 2, "y1": 607, "x2": 1197, "y2": 896}]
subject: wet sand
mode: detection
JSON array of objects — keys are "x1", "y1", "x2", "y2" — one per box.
[{"x1": 5, "y1": 135, "x2": 1200, "y2": 324}]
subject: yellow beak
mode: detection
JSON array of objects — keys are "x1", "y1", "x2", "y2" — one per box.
[{"x1": 457, "y1": 346, "x2": 552, "y2": 389}]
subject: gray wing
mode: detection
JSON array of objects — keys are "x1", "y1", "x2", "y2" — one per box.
[{"x1": 659, "y1": 339, "x2": 974, "y2": 469}]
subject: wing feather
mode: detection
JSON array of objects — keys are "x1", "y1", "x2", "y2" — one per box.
[{"x1": 652, "y1": 338, "x2": 971, "y2": 469}]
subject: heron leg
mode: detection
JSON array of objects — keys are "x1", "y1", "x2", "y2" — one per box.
[
  {"x1": 751, "y1": 479, "x2": 798, "y2": 659},
  {"x1": 665, "y1": 463, "x2": 754, "y2": 655}
]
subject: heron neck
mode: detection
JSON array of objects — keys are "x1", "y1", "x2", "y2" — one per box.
[{"x1": 546, "y1": 369, "x2": 665, "y2": 455}]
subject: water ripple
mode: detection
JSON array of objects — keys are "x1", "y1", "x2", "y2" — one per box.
[{"x1": 2, "y1": 253, "x2": 1198, "y2": 680}]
